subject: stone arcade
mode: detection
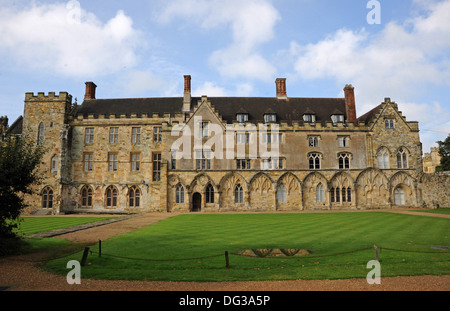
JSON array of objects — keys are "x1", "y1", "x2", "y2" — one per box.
[{"x1": 5, "y1": 76, "x2": 449, "y2": 214}]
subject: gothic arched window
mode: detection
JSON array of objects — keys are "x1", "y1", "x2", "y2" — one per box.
[
  {"x1": 81, "y1": 186, "x2": 93, "y2": 208},
  {"x1": 129, "y1": 186, "x2": 141, "y2": 207},
  {"x1": 277, "y1": 184, "x2": 286, "y2": 203},
  {"x1": 206, "y1": 184, "x2": 214, "y2": 204},
  {"x1": 316, "y1": 183, "x2": 325, "y2": 203},
  {"x1": 397, "y1": 147, "x2": 408, "y2": 169},
  {"x1": 176, "y1": 184, "x2": 185, "y2": 204},
  {"x1": 106, "y1": 186, "x2": 118, "y2": 208},
  {"x1": 338, "y1": 153, "x2": 351, "y2": 169},
  {"x1": 377, "y1": 148, "x2": 390, "y2": 169},
  {"x1": 308, "y1": 153, "x2": 322, "y2": 169},
  {"x1": 234, "y1": 184, "x2": 244, "y2": 204},
  {"x1": 42, "y1": 187, "x2": 53, "y2": 208}
]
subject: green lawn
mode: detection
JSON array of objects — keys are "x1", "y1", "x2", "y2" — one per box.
[
  {"x1": 415, "y1": 208, "x2": 450, "y2": 215},
  {"x1": 42, "y1": 212, "x2": 450, "y2": 282},
  {"x1": 13, "y1": 216, "x2": 115, "y2": 236}
]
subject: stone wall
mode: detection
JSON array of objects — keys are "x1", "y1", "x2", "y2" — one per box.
[{"x1": 419, "y1": 172, "x2": 450, "y2": 208}]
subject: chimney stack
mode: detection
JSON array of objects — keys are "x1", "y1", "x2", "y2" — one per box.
[
  {"x1": 84, "y1": 81, "x2": 97, "y2": 100},
  {"x1": 183, "y1": 75, "x2": 191, "y2": 112},
  {"x1": 344, "y1": 84, "x2": 357, "y2": 124},
  {"x1": 0, "y1": 116, "x2": 8, "y2": 135},
  {"x1": 275, "y1": 78, "x2": 287, "y2": 99}
]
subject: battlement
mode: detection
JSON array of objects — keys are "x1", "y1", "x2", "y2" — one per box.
[
  {"x1": 73, "y1": 111, "x2": 370, "y2": 132},
  {"x1": 25, "y1": 92, "x2": 72, "y2": 102},
  {"x1": 227, "y1": 119, "x2": 369, "y2": 132}
]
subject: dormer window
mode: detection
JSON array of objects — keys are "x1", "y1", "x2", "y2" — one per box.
[
  {"x1": 331, "y1": 114, "x2": 345, "y2": 124},
  {"x1": 237, "y1": 113, "x2": 248, "y2": 124},
  {"x1": 264, "y1": 113, "x2": 276, "y2": 123},
  {"x1": 303, "y1": 114, "x2": 316, "y2": 123}
]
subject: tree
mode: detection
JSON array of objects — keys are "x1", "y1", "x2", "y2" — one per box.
[
  {"x1": 0, "y1": 134, "x2": 44, "y2": 253},
  {"x1": 436, "y1": 134, "x2": 450, "y2": 172}
]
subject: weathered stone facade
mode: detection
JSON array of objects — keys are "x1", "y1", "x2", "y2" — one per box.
[
  {"x1": 13, "y1": 76, "x2": 450, "y2": 214},
  {"x1": 423, "y1": 147, "x2": 442, "y2": 173},
  {"x1": 418, "y1": 172, "x2": 450, "y2": 208}
]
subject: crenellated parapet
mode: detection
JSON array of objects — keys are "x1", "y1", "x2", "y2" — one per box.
[{"x1": 25, "y1": 91, "x2": 72, "y2": 102}]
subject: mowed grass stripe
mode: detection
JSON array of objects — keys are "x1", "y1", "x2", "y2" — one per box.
[
  {"x1": 43, "y1": 212, "x2": 449, "y2": 281},
  {"x1": 14, "y1": 217, "x2": 114, "y2": 235},
  {"x1": 99, "y1": 212, "x2": 443, "y2": 255}
]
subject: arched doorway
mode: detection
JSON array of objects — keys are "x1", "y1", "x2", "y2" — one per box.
[{"x1": 192, "y1": 192, "x2": 202, "y2": 212}]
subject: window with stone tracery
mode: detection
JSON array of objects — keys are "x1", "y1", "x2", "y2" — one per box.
[
  {"x1": 397, "y1": 147, "x2": 408, "y2": 169},
  {"x1": 377, "y1": 148, "x2": 390, "y2": 169},
  {"x1": 129, "y1": 186, "x2": 141, "y2": 207},
  {"x1": 206, "y1": 184, "x2": 214, "y2": 204},
  {"x1": 316, "y1": 183, "x2": 325, "y2": 203},
  {"x1": 234, "y1": 184, "x2": 243, "y2": 204},
  {"x1": 81, "y1": 186, "x2": 93, "y2": 208},
  {"x1": 176, "y1": 184, "x2": 184, "y2": 204},
  {"x1": 277, "y1": 184, "x2": 286, "y2": 203},
  {"x1": 338, "y1": 153, "x2": 351, "y2": 169},
  {"x1": 308, "y1": 153, "x2": 321, "y2": 169}
]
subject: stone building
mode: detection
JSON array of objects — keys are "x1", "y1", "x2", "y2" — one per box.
[
  {"x1": 423, "y1": 147, "x2": 442, "y2": 173},
  {"x1": 10, "y1": 75, "x2": 449, "y2": 214}
]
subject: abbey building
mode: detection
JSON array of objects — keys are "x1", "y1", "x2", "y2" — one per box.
[{"x1": 7, "y1": 76, "x2": 450, "y2": 214}]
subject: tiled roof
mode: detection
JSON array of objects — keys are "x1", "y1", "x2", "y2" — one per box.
[
  {"x1": 78, "y1": 96, "x2": 347, "y2": 125},
  {"x1": 7, "y1": 116, "x2": 23, "y2": 135},
  {"x1": 357, "y1": 104, "x2": 383, "y2": 123}
]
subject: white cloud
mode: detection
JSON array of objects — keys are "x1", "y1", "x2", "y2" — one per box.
[
  {"x1": 123, "y1": 70, "x2": 165, "y2": 94},
  {"x1": 286, "y1": 0, "x2": 450, "y2": 151},
  {"x1": 291, "y1": 29, "x2": 367, "y2": 81},
  {"x1": 235, "y1": 82, "x2": 254, "y2": 96},
  {"x1": 0, "y1": 1, "x2": 142, "y2": 77},
  {"x1": 292, "y1": 21, "x2": 448, "y2": 102},
  {"x1": 157, "y1": 0, "x2": 280, "y2": 81},
  {"x1": 192, "y1": 81, "x2": 227, "y2": 97},
  {"x1": 210, "y1": 48, "x2": 276, "y2": 80},
  {"x1": 289, "y1": 1, "x2": 450, "y2": 92}
]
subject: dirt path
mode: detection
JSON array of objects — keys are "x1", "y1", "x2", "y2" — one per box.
[{"x1": 1, "y1": 209, "x2": 449, "y2": 291}]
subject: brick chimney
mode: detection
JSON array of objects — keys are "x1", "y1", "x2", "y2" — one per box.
[
  {"x1": 275, "y1": 78, "x2": 287, "y2": 99},
  {"x1": 183, "y1": 75, "x2": 191, "y2": 112},
  {"x1": 84, "y1": 82, "x2": 97, "y2": 100},
  {"x1": 344, "y1": 84, "x2": 357, "y2": 124}
]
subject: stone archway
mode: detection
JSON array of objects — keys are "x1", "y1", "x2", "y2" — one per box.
[
  {"x1": 390, "y1": 171, "x2": 417, "y2": 207},
  {"x1": 249, "y1": 173, "x2": 275, "y2": 210},
  {"x1": 302, "y1": 172, "x2": 329, "y2": 210},
  {"x1": 356, "y1": 168, "x2": 389, "y2": 209}
]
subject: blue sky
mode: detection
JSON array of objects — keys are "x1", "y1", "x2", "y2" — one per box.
[{"x1": 0, "y1": 0, "x2": 449, "y2": 152}]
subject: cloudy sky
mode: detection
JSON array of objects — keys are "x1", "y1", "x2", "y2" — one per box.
[{"x1": 0, "y1": 0, "x2": 449, "y2": 152}]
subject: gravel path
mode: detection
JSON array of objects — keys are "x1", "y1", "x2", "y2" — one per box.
[{"x1": 1, "y1": 209, "x2": 449, "y2": 291}]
